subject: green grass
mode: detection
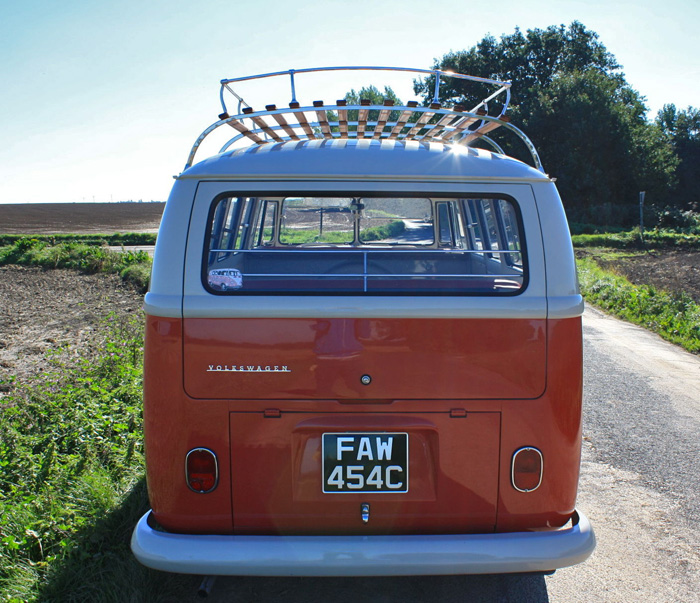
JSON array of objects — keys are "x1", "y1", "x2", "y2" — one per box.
[
  {"x1": 0, "y1": 233, "x2": 156, "y2": 247},
  {"x1": 572, "y1": 228, "x2": 700, "y2": 249},
  {"x1": 0, "y1": 315, "x2": 188, "y2": 601},
  {"x1": 279, "y1": 228, "x2": 352, "y2": 244},
  {"x1": 0, "y1": 238, "x2": 152, "y2": 292},
  {"x1": 577, "y1": 256, "x2": 700, "y2": 353},
  {"x1": 360, "y1": 220, "x2": 406, "y2": 242},
  {"x1": 279, "y1": 220, "x2": 406, "y2": 245}
]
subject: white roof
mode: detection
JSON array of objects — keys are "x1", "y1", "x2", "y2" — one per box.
[{"x1": 180, "y1": 139, "x2": 549, "y2": 182}]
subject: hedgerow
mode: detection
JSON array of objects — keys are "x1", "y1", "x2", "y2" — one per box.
[{"x1": 0, "y1": 238, "x2": 152, "y2": 292}]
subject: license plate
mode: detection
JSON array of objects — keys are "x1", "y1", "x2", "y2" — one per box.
[{"x1": 322, "y1": 433, "x2": 408, "y2": 493}]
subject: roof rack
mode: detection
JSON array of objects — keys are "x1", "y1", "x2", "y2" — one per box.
[{"x1": 184, "y1": 66, "x2": 544, "y2": 173}]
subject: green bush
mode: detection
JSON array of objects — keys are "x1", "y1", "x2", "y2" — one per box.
[{"x1": 653, "y1": 207, "x2": 700, "y2": 232}]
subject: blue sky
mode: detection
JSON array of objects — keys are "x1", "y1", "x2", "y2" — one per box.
[{"x1": 1, "y1": 0, "x2": 698, "y2": 204}]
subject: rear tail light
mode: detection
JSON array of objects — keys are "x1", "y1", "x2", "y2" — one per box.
[
  {"x1": 511, "y1": 447, "x2": 543, "y2": 492},
  {"x1": 186, "y1": 448, "x2": 219, "y2": 493}
]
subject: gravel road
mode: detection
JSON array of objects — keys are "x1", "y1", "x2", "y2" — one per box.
[{"x1": 545, "y1": 307, "x2": 700, "y2": 602}]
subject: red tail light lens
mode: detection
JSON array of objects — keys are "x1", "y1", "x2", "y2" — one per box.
[
  {"x1": 186, "y1": 448, "x2": 219, "y2": 493},
  {"x1": 511, "y1": 447, "x2": 543, "y2": 492}
]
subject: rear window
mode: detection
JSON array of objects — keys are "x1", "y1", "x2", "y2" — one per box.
[{"x1": 203, "y1": 195, "x2": 526, "y2": 295}]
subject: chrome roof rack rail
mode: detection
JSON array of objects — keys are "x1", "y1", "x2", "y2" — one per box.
[{"x1": 184, "y1": 66, "x2": 544, "y2": 173}]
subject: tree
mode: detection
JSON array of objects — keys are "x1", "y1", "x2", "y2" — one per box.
[
  {"x1": 657, "y1": 105, "x2": 700, "y2": 211},
  {"x1": 344, "y1": 85, "x2": 403, "y2": 122},
  {"x1": 415, "y1": 22, "x2": 619, "y2": 119},
  {"x1": 528, "y1": 70, "x2": 677, "y2": 219},
  {"x1": 414, "y1": 22, "x2": 678, "y2": 225}
]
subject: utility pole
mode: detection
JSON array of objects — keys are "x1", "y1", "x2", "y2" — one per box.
[{"x1": 639, "y1": 191, "x2": 646, "y2": 243}]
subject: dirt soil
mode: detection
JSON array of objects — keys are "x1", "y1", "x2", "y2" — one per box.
[
  {"x1": 0, "y1": 266, "x2": 143, "y2": 392},
  {"x1": 577, "y1": 249, "x2": 700, "y2": 304},
  {"x1": 0, "y1": 203, "x2": 164, "y2": 234}
]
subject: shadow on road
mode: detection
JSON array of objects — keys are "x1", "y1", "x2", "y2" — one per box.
[
  {"x1": 177, "y1": 572, "x2": 549, "y2": 602},
  {"x1": 33, "y1": 474, "x2": 548, "y2": 603}
]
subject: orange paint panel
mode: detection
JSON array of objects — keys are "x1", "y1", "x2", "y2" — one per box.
[
  {"x1": 143, "y1": 315, "x2": 582, "y2": 536},
  {"x1": 496, "y1": 317, "x2": 583, "y2": 531},
  {"x1": 229, "y1": 411, "x2": 501, "y2": 534},
  {"x1": 183, "y1": 318, "x2": 546, "y2": 400},
  {"x1": 143, "y1": 316, "x2": 233, "y2": 533}
]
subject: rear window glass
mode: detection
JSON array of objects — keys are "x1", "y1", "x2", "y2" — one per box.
[{"x1": 204, "y1": 195, "x2": 526, "y2": 295}]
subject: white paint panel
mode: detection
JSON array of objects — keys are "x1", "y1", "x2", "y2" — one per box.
[{"x1": 180, "y1": 181, "x2": 547, "y2": 319}]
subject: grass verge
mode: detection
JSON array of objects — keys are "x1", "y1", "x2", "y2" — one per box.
[
  {"x1": 0, "y1": 233, "x2": 156, "y2": 247},
  {"x1": 0, "y1": 238, "x2": 152, "y2": 292},
  {"x1": 572, "y1": 228, "x2": 700, "y2": 249},
  {"x1": 0, "y1": 315, "x2": 186, "y2": 602},
  {"x1": 577, "y1": 256, "x2": 700, "y2": 353}
]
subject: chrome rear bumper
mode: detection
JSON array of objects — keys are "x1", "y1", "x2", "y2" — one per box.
[{"x1": 131, "y1": 510, "x2": 595, "y2": 576}]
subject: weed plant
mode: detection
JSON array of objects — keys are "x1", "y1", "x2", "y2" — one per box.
[
  {"x1": 0, "y1": 239, "x2": 152, "y2": 292},
  {"x1": 0, "y1": 315, "x2": 184, "y2": 601},
  {"x1": 577, "y1": 257, "x2": 700, "y2": 353}
]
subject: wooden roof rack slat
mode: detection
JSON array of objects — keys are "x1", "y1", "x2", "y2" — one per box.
[
  {"x1": 357, "y1": 99, "x2": 371, "y2": 138},
  {"x1": 403, "y1": 103, "x2": 441, "y2": 138},
  {"x1": 439, "y1": 107, "x2": 487, "y2": 142},
  {"x1": 242, "y1": 108, "x2": 284, "y2": 142},
  {"x1": 266, "y1": 105, "x2": 299, "y2": 140},
  {"x1": 388, "y1": 101, "x2": 419, "y2": 139},
  {"x1": 337, "y1": 99, "x2": 349, "y2": 136},
  {"x1": 313, "y1": 101, "x2": 333, "y2": 139},
  {"x1": 289, "y1": 102, "x2": 317, "y2": 139},
  {"x1": 461, "y1": 115, "x2": 511, "y2": 144},
  {"x1": 372, "y1": 100, "x2": 395, "y2": 139},
  {"x1": 218, "y1": 112, "x2": 265, "y2": 145},
  {"x1": 421, "y1": 108, "x2": 464, "y2": 141}
]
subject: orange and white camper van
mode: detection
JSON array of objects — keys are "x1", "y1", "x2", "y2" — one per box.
[{"x1": 131, "y1": 67, "x2": 595, "y2": 576}]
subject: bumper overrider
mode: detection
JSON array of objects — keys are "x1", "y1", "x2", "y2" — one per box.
[{"x1": 131, "y1": 510, "x2": 596, "y2": 576}]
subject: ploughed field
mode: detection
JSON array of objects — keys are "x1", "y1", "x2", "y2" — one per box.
[
  {"x1": 0, "y1": 202, "x2": 165, "y2": 234},
  {"x1": 577, "y1": 249, "x2": 700, "y2": 304},
  {"x1": 0, "y1": 203, "x2": 162, "y2": 386},
  {"x1": 0, "y1": 266, "x2": 143, "y2": 389}
]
